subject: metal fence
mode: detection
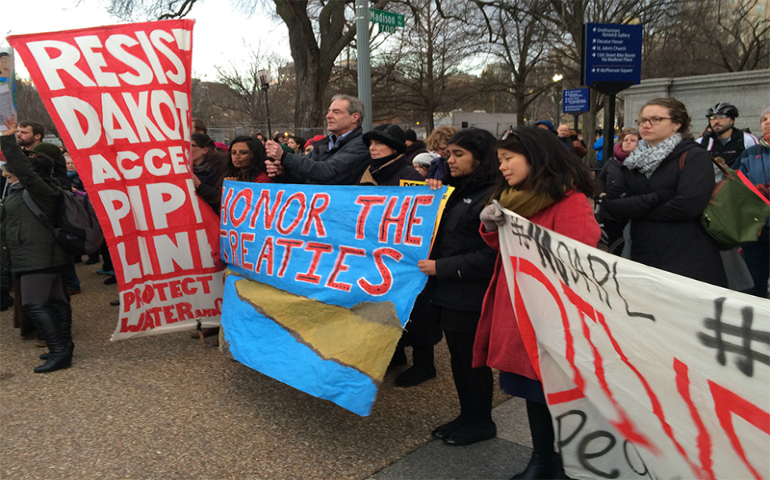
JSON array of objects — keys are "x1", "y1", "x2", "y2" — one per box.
[{"x1": 207, "y1": 125, "x2": 328, "y2": 145}]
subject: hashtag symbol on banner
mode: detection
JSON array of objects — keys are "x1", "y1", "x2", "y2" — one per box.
[
  {"x1": 509, "y1": 217, "x2": 532, "y2": 248},
  {"x1": 697, "y1": 297, "x2": 770, "y2": 377}
]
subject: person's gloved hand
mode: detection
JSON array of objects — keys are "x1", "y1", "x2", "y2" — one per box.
[{"x1": 480, "y1": 203, "x2": 503, "y2": 232}]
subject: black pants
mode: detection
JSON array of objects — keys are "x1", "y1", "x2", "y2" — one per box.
[
  {"x1": 438, "y1": 306, "x2": 493, "y2": 423},
  {"x1": 101, "y1": 243, "x2": 114, "y2": 272},
  {"x1": 742, "y1": 225, "x2": 769, "y2": 298},
  {"x1": 526, "y1": 399, "x2": 557, "y2": 458},
  {"x1": 19, "y1": 271, "x2": 68, "y2": 305},
  {"x1": 399, "y1": 292, "x2": 443, "y2": 348}
]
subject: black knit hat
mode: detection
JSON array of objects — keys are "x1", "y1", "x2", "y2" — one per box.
[
  {"x1": 363, "y1": 124, "x2": 407, "y2": 154},
  {"x1": 31, "y1": 142, "x2": 66, "y2": 167},
  {"x1": 404, "y1": 129, "x2": 417, "y2": 142}
]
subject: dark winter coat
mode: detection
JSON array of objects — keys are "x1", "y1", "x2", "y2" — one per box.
[
  {"x1": 68, "y1": 171, "x2": 85, "y2": 191},
  {"x1": 426, "y1": 174, "x2": 497, "y2": 318},
  {"x1": 193, "y1": 157, "x2": 226, "y2": 214},
  {"x1": 359, "y1": 154, "x2": 424, "y2": 186},
  {"x1": 402, "y1": 140, "x2": 428, "y2": 165},
  {"x1": 698, "y1": 128, "x2": 758, "y2": 168},
  {"x1": 278, "y1": 127, "x2": 371, "y2": 185},
  {"x1": 602, "y1": 138, "x2": 727, "y2": 287},
  {"x1": 0, "y1": 135, "x2": 71, "y2": 273},
  {"x1": 428, "y1": 155, "x2": 447, "y2": 180}
]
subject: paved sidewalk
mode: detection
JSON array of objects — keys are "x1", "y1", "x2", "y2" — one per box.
[
  {"x1": 1, "y1": 261, "x2": 534, "y2": 479},
  {"x1": 372, "y1": 399, "x2": 533, "y2": 480}
]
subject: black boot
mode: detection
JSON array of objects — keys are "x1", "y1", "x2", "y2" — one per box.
[
  {"x1": 40, "y1": 300, "x2": 74, "y2": 360},
  {"x1": 431, "y1": 415, "x2": 469, "y2": 440},
  {"x1": 443, "y1": 420, "x2": 496, "y2": 446},
  {"x1": 24, "y1": 303, "x2": 72, "y2": 373},
  {"x1": 395, "y1": 345, "x2": 436, "y2": 387},
  {"x1": 0, "y1": 292, "x2": 12, "y2": 311},
  {"x1": 511, "y1": 453, "x2": 567, "y2": 479},
  {"x1": 388, "y1": 346, "x2": 407, "y2": 368},
  {"x1": 0, "y1": 267, "x2": 12, "y2": 312}
]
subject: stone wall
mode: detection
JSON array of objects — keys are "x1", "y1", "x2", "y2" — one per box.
[{"x1": 621, "y1": 70, "x2": 770, "y2": 136}]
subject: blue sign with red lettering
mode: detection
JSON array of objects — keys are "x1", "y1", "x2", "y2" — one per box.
[
  {"x1": 584, "y1": 23, "x2": 642, "y2": 85},
  {"x1": 218, "y1": 182, "x2": 445, "y2": 416}
]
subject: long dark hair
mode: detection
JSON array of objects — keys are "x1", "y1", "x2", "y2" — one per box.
[
  {"x1": 288, "y1": 135, "x2": 306, "y2": 153},
  {"x1": 191, "y1": 132, "x2": 226, "y2": 173},
  {"x1": 225, "y1": 135, "x2": 268, "y2": 181},
  {"x1": 491, "y1": 126, "x2": 595, "y2": 201},
  {"x1": 443, "y1": 128, "x2": 499, "y2": 187}
]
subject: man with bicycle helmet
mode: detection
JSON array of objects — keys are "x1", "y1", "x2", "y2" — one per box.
[{"x1": 697, "y1": 102, "x2": 757, "y2": 167}]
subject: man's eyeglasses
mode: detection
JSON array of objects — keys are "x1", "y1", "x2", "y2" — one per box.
[
  {"x1": 635, "y1": 117, "x2": 671, "y2": 126},
  {"x1": 708, "y1": 114, "x2": 729, "y2": 121}
]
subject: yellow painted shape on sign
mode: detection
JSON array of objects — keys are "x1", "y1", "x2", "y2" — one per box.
[{"x1": 233, "y1": 276, "x2": 403, "y2": 383}]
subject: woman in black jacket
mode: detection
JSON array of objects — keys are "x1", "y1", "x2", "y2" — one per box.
[
  {"x1": 603, "y1": 97, "x2": 727, "y2": 286},
  {"x1": 191, "y1": 132, "x2": 227, "y2": 214},
  {"x1": 1, "y1": 117, "x2": 73, "y2": 373},
  {"x1": 419, "y1": 128, "x2": 499, "y2": 446}
]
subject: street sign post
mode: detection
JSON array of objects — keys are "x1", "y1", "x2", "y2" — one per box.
[
  {"x1": 357, "y1": 0, "x2": 372, "y2": 132},
  {"x1": 581, "y1": 23, "x2": 642, "y2": 167}
]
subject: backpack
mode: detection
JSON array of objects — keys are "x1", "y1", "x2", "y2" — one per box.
[
  {"x1": 679, "y1": 151, "x2": 770, "y2": 249},
  {"x1": 23, "y1": 189, "x2": 104, "y2": 255}
]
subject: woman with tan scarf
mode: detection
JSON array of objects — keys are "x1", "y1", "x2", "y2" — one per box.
[{"x1": 474, "y1": 126, "x2": 600, "y2": 478}]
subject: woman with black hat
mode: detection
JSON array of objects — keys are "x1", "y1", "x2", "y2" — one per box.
[
  {"x1": 362, "y1": 125, "x2": 444, "y2": 388},
  {"x1": 360, "y1": 124, "x2": 424, "y2": 185}
]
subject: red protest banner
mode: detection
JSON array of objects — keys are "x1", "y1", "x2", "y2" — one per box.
[{"x1": 8, "y1": 20, "x2": 225, "y2": 340}]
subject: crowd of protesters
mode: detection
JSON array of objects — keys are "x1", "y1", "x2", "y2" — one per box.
[{"x1": 1, "y1": 92, "x2": 768, "y2": 479}]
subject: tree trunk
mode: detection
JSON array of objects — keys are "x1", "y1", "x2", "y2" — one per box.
[
  {"x1": 516, "y1": 92, "x2": 527, "y2": 126},
  {"x1": 273, "y1": 1, "x2": 389, "y2": 130},
  {"x1": 274, "y1": 1, "x2": 357, "y2": 129},
  {"x1": 275, "y1": 1, "x2": 322, "y2": 129},
  {"x1": 425, "y1": 109, "x2": 435, "y2": 134}
]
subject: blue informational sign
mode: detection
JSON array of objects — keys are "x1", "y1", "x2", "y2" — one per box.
[
  {"x1": 562, "y1": 88, "x2": 590, "y2": 114},
  {"x1": 584, "y1": 23, "x2": 642, "y2": 86}
]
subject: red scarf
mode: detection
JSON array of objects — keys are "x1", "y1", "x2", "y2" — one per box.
[{"x1": 613, "y1": 142, "x2": 629, "y2": 162}]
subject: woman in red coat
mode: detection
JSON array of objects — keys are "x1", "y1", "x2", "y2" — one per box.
[{"x1": 474, "y1": 127, "x2": 600, "y2": 479}]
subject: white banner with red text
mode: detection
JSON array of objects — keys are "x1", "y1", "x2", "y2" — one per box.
[
  {"x1": 8, "y1": 21, "x2": 225, "y2": 340},
  {"x1": 497, "y1": 209, "x2": 769, "y2": 480}
]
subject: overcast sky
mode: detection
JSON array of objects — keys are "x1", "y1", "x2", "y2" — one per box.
[{"x1": 2, "y1": 0, "x2": 290, "y2": 81}]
